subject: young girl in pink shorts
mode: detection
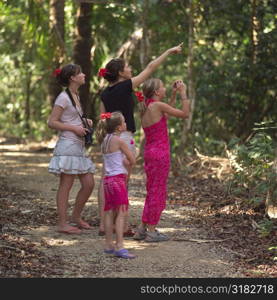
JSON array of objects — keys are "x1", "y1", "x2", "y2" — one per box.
[{"x1": 96, "y1": 112, "x2": 136, "y2": 259}]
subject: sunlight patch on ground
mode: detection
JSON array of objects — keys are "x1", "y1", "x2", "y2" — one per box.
[
  {"x1": 123, "y1": 240, "x2": 160, "y2": 250},
  {"x1": 128, "y1": 198, "x2": 145, "y2": 206},
  {"x1": 158, "y1": 227, "x2": 186, "y2": 233},
  {"x1": 198, "y1": 258, "x2": 227, "y2": 266},
  {"x1": 45, "y1": 238, "x2": 79, "y2": 247},
  {"x1": 12, "y1": 169, "x2": 46, "y2": 176},
  {"x1": 163, "y1": 208, "x2": 189, "y2": 218},
  {"x1": 0, "y1": 151, "x2": 49, "y2": 158},
  {"x1": 2, "y1": 161, "x2": 49, "y2": 168}
]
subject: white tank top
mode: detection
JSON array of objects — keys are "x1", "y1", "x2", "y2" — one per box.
[{"x1": 102, "y1": 134, "x2": 127, "y2": 176}]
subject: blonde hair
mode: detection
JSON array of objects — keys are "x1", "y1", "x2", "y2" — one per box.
[
  {"x1": 95, "y1": 111, "x2": 124, "y2": 144},
  {"x1": 139, "y1": 78, "x2": 162, "y2": 117}
]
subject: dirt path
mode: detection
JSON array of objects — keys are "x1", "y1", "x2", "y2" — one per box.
[{"x1": 0, "y1": 140, "x2": 244, "y2": 278}]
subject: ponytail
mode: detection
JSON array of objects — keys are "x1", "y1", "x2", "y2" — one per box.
[
  {"x1": 138, "y1": 101, "x2": 147, "y2": 118},
  {"x1": 95, "y1": 119, "x2": 107, "y2": 145}
]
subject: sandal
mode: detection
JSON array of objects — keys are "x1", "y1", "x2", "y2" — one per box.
[
  {"x1": 114, "y1": 248, "x2": 136, "y2": 259},
  {"x1": 70, "y1": 220, "x2": 92, "y2": 230},
  {"x1": 104, "y1": 248, "x2": 115, "y2": 254},
  {"x1": 145, "y1": 230, "x2": 169, "y2": 242},
  {"x1": 57, "y1": 226, "x2": 82, "y2": 235},
  {"x1": 133, "y1": 227, "x2": 147, "y2": 240}
]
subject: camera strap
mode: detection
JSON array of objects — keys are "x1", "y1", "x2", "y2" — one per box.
[{"x1": 65, "y1": 88, "x2": 90, "y2": 129}]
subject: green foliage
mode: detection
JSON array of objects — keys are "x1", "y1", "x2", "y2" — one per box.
[
  {"x1": 257, "y1": 218, "x2": 275, "y2": 237},
  {"x1": 0, "y1": 0, "x2": 276, "y2": 150},
  {"x1": 227, "y1": 122, "x2": 276, "y2": 206}
]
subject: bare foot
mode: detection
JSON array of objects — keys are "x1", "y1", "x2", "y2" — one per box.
[
  {"x1": 57, "y1": 224, "x2": 82, "y2": 234},
  {"x1": 71, "y1": 219, "x2": 92, "y2": 230}
]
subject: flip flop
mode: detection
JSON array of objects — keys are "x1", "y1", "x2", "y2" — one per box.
[
  {"x1": 57, "y1": 227, "x2": 82, "y2": 234},
  {"x1": 104, "y1": 249, "x2": 115, "y2": 254},
  {"x1": 114, "y1": 248, "x2": 136, "y2": 259},
  {"x1": 69, "y1": 221, "x2": 92, "y2": 230}
]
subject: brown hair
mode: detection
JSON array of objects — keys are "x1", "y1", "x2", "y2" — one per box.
[
  {"x1": 56, "y1": 64, "x2": 81, "y2": 87},
  {"x1": 103, "y1": 58, "x2": 125, "y2": 83},
  {"x1": 95, "y1": 111, "x2": 124, "y2": 144}
]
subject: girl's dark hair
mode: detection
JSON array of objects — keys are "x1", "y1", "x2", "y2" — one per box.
[
  {"x1": 56, "y1": 64, "x2": 81, "y2": 87},
  {"x1": 104, "y1": 58, "x2": 125, "y2": 83}
]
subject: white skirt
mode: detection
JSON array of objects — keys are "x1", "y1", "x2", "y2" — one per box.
[{"x1": 48, "y1": 138, "x2": 95, "y2": 175}]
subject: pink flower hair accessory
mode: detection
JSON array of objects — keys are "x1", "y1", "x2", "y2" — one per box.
[
  {"x1": 98, "y1": 68, "x2": 108, "y2": 77},
  {"x1": 135, "y1": 91, "x2": 144, "y2": 102},
  {"x1": 100, "y1": 112, "x2": 112, "y2": 120}
]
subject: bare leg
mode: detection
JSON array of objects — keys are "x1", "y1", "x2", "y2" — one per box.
[
  {"x1": 98, "y1": 178, "x2": 105, "y2": 232},
  {"x1": 104, "y1": 210, "x2": 115, "y2": 250},
  {"x1": 147, "y1": 224, "x2": 156, "y2": 232},
  {"x1": 114, "y1": 208, "x2": 127, "y2": 250},
  {"x1": 138, "y1": 222, "x2": 147, "y2": 231},
  {"x1": 56, "y1": 173, "x2": 79, "y2": 232},
  {"x1": 123, "y1": 165, "x2": 133, "y2": 233},
  {"x1": 71, "y1": 173, "x2": 94, "y2": 228}
]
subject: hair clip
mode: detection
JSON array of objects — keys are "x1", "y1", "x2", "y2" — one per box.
[
  {"x1": 53, "y1": 68, "x2": 62, "y2": 77},
  {"x1": 98, "y1": 68, "x2": 108, "y2": 77},
  {"x1": 135, "y1": 91, "x2": 144, "y2": 102},
  {"x1": 100, "y1": 112, "x2": 112, "y2": 120}
]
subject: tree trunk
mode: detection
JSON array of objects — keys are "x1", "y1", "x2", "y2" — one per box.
[
  {"x1": 177, "y1": 0, "x2": 196, "y2": 156},
  {"x1": 48, "y1": 0, "x2": 65, "y2": 106},
  {"x1": 137, "y1": 0, "x2": 150, "y2": 160},
  {"x1": 235, "y1": 0, "x2": 261, "y2": 139},
  {"x1": 73, "y1": 2, "x2": 93, "y2": 117},
  {"x1": 24, "y1": 72, "x2": 32, "y2": 134}
]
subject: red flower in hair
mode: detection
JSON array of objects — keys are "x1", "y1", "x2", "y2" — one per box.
[
  {"x1": 100, "y1": 112, "x2": 112, "y2": 120},
  {"x1": 135, "y1": 91, "x2": 144, "y2": 102},
  {"x1": 98, "y1": 68, "x2": 108, "y2": 77},
  {"x1": 53, "y1": 68, "x2": 61, "y2": 77}
]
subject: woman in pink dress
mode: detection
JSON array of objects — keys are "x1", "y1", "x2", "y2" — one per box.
[{"x1": 134, "y1": 78, "x2": 190, "y2": 242}]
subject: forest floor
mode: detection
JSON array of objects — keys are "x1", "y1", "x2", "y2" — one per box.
[{"x1": 0, "y1": 136, "x2": 276, "y2": 278}]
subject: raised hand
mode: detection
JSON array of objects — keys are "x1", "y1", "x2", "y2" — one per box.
[
  {"x1": 168, "y1": 42, "x2": 183, "y2": 54},
  {"x1": 176, "y1": 80, "x2": 186, "y2": 92}
]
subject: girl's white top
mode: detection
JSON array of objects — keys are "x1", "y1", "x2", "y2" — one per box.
[
  {"x1": 102, "y1": 134, "x2": 127, "y2": 177},
  {"x1": 54, "y1": 91, "x2": 83, "y2": 143}
]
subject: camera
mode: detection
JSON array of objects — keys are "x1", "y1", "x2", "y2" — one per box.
[{"x1": 84, "y1": 127, "x2": 93, "y2": 146}]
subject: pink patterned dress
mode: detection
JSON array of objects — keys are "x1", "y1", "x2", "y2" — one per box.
[{"x1": 142, "y1": 99, "x2": 170, "y2": 225}]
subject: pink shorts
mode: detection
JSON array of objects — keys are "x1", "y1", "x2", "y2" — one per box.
[{"x1": 103, "y1": 174, "x2": 128, "y2": 212}]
